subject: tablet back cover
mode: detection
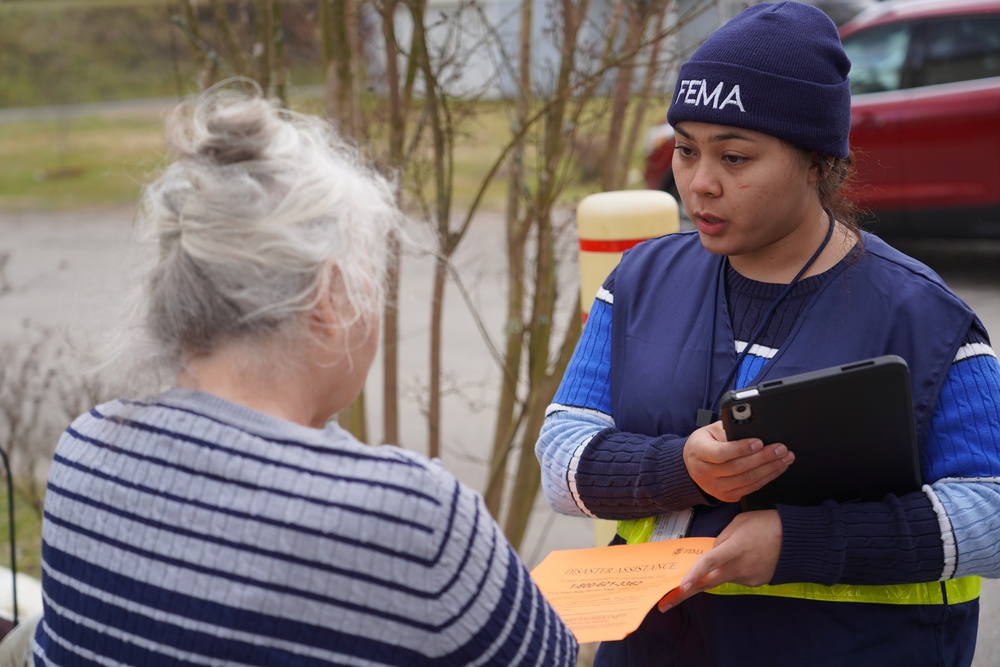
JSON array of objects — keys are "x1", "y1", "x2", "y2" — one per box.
[{"x1": 720, "y1": 355, "x2": 921, "y2": 511}]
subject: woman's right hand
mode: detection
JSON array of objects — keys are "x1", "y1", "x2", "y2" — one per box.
[{"x1": 683, "y1": 421, "x2": 794, "y2": 503}]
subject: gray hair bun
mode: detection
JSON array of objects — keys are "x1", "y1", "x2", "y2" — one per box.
[{"x1": 120, "y1": 81, "x2": 401, "y2": 381}]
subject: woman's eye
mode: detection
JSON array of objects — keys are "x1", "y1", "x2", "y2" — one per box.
[
  {"x1": 723, "y1": 155, "x2": 747, "y2": 165},
  {"x1": 674, "y1": 145, "x2": 695, "y2": 158}
]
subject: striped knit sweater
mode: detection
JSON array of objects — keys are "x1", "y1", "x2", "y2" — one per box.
[{"x1": 34, "y1": 389, "x2": 577, "y2": 666}]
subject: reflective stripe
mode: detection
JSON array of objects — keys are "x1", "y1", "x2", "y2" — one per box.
[
  {"x1": 617, "y1": 517, "x2": 657, "y2": 545},
  {"x1": 706, "y1": 577, "x2": 980, "y2": 605},
  {"x1": 617, "y1": 519, "x2": 981, "y2": 606}
]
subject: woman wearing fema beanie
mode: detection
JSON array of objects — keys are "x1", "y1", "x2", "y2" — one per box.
[{"x1": 536, "y1": 2, "x2": 1000, "y2": 665}]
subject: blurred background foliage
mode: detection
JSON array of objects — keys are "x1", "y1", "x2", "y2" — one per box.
[
  {"x1": 0, "y1": 0, "x2": 684, "y2": 579},
  {"x1": 0, "y1": 0, "x2": 325, "y2": 108},
  {"x1": 0, "y1": 1, "x2": 330, "y2": 211}
]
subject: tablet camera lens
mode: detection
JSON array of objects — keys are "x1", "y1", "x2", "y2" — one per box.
[{"x1": 732, "y1": 403, "x2": 752, "y2": 424}]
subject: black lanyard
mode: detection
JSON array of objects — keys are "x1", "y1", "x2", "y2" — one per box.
[{"x1": 696, "y1": 217, "x2": 836, "y2": 427}]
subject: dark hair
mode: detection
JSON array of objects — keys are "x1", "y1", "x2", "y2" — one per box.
[{"x1": 808, "y1": 149, "x2": 863, "y2": 238}]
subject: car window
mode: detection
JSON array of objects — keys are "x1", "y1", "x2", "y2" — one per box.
[
  {"x1": 843, "y1": 23, "x2": 912, "y2": 94},
  {"x1": 913, "y1": 16, "x2": 1000, "y2": 87}
]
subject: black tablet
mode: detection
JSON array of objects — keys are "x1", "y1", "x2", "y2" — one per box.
[{"x1": 720, "y1": 355, "x2": 921, "y2": 511}]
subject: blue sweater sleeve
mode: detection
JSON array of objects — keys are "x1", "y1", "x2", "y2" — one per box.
[
  {"x1": 773, "y1": 330, "x2": 1000, "y2": 586},
  {"x1": 536, "y1": 288, "x2": 706, "y2": 520},
  {"x1": 924, "y1": 333, "x2": 1000, "y2": 580}
]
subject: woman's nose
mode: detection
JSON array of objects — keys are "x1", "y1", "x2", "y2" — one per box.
[{"x1": 687, "y1": 161, "x2": 721, "y2": 198}]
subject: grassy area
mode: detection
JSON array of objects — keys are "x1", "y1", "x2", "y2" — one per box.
[
  {"x1": 0, "y1": 95, "x2": 661, "y2": 214},
  {"x1": 0, "y1": 99, "x2": 514, "y2": 213},
  {"x1": 0, "y1": 2, "x2": 198, "y2": 108},
  {"x1": 0, "y1": 109, "x2": 167, "y2": 212},
  {"x1": 0, "y1": 0, "x2": 664, "y2": 212},
  {"x1": 0, "y1": 482, "x2": 44, "y2": 580},
  {"x1": 0, "y1": 1, "x2": 324, "y2": 109}
]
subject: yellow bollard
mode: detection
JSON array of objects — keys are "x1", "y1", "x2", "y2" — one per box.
[
  {"x1": 575, "y1": 190, "x2": 680, "y2": 546},
  {"x1": 576, "y1": 190, "x2": 680, "y2": 322}
]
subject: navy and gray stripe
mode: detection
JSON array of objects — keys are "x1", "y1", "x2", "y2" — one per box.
[{"x1": 35, "y1": 389, "x2": 577, "y2": 666}]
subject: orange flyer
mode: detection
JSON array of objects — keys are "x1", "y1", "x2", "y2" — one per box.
[{"x1": 530, "y1": 537, "x2": 714, "y2": 644}]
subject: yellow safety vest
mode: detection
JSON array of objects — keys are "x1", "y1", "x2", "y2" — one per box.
[{"x1": 617, "y1": 517, "x2": 981, "y2": 605}]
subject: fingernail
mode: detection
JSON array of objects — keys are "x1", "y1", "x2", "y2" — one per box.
[
  {"x1": 658, "y1": 602, "x2": 671, "y2": 613},
  {"x1": 682, "y1": 582, "x2": 693, "y2": 593},
  {"x1": 750, "y1": 440, "x2": 763, "y2": 452},
  {"x1": 774, "y1": 444, "x2": 787, "y2": 457},
  {"x1": 783, "y1": 453, "x2": 795, "y2": 464}
]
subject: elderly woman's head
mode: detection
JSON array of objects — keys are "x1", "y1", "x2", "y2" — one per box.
[{"x1": 121, "y1": 83, "x2": 400, "y2": 396}]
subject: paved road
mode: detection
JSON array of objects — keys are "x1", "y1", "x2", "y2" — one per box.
[
  {"x1": 889, "y1": 237, "x2": 1000, "y2": 667},
  {"x1": 2, "y1": 208, "x2": 1000, "y2": 663},
  {"x1": 0, "y1": 97, "x2": 181, "y2": 124}
]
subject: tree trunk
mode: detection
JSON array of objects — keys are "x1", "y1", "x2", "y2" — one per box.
[
  {"x1": 428, "y1": 255, "x2": 448, "y2": 459},
  {"x1": 316, "y1": 0, "x2": 367, "y2": 440},
  {"x1": 270, "y1": 0, "x2": 287, "y2": 106},
  {"x1": 484, "y1": 0, "x2": 533, "y2": 518},
  {"x1": 253, "y1": 0, "x2": 273, "y2": 95},
  {"x1": 173, "y1": 0, "x2": 218, "y2": 89},
  {"x1": 602, "y1": 2, "x2": 646, "y2": 191},
  {"x1": 378, "y1": 0, "x2": 407, "y2": 447},
  {"x1": 500, "y1": 0, "x2": 588, "y2": 548},
  {"x1": 382, "y1": 231, "x2": 402, "y2": 446},
  {"x1": 620, "y1": 0, "x2": 672, "y2": 179},
  {"x1": 325, "y1": 0, "x2": 356, "y2": 134},
  {"x1": 409, "y1": 0, "x2": 453, "y2": 461},
  {"x1": 503, "y1": 302, "x2": 581, "y2": 548}
]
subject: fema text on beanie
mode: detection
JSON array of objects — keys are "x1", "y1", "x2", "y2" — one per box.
[{"x1": 666, "y1": 1, "x2": 852, "y2": 159}]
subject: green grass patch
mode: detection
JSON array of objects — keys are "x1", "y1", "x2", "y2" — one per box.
[
  {"x1": 0, "y1": 1, "x2": 324, "y2": 109},
  {"x1": 0, "y1": 481, "x2": 44, "y2": 580},
  {"x1": 0, "y1": 109, "x2": 167, "y2": 212},
  {"x1": 0, "y1": 0, "x2": 664, "y2": 213},
  {"x1": 0, "y1": 94, "x2": 661, "y2": 213}
]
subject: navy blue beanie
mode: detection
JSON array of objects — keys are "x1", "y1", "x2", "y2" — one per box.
[{"x1": 667, "y1": 1, "x2": 852, "y2": 158}]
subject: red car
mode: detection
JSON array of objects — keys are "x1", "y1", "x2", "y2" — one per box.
[{"x1": 644, "y1": 0, "x2": 1000, "y2": 238}]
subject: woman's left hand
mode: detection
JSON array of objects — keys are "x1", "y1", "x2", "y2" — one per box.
[{"x1": 657, "y1": 510, "x2": 782, "y2": 612}]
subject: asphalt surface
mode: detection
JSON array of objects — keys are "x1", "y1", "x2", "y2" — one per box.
[{"x1": 895, "y1": 237, "x2": 1000, "y2": 667}]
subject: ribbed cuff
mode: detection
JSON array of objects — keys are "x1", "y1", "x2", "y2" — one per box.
[
  {"x1": 772, "y1": 502, "x2": 844, "y2": 585},
  {"x1": 646, "y1": 435, "x2": 714, "y2": 510},
  {"x1": 773, "y1": 494, "x2": 944, "y2": 586},
  {"x1": 576, "y1": 431, "x2": 708, "y2": 519}
]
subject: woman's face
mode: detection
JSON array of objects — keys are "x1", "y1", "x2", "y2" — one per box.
[{"x1": 671, "y1": 121, "x2": 825, "y2": 277}]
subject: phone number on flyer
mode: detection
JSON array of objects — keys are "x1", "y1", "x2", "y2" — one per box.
[{"x1": 568, "y1": 580, "x2": 643, "y2": 590}]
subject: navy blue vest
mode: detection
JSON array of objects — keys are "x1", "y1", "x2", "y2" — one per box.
[
  {"x1": 600, "y1": 231, "x2": 980, "y2": 667},
  {"x1": 610, "y1": 230, "x2": 974, "y2": 459}
]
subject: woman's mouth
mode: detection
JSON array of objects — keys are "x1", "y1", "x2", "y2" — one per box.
[{"x1": 694, "y1": 213, "x2": 726, "y2": 236}]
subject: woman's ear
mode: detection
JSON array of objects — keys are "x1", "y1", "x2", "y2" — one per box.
[
  {"x1": 310, "y1": 263, "x2": 345, "y2": 329},
  {"x1": 807, "y1": 153, "x2": 826, "y2": 185}
]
